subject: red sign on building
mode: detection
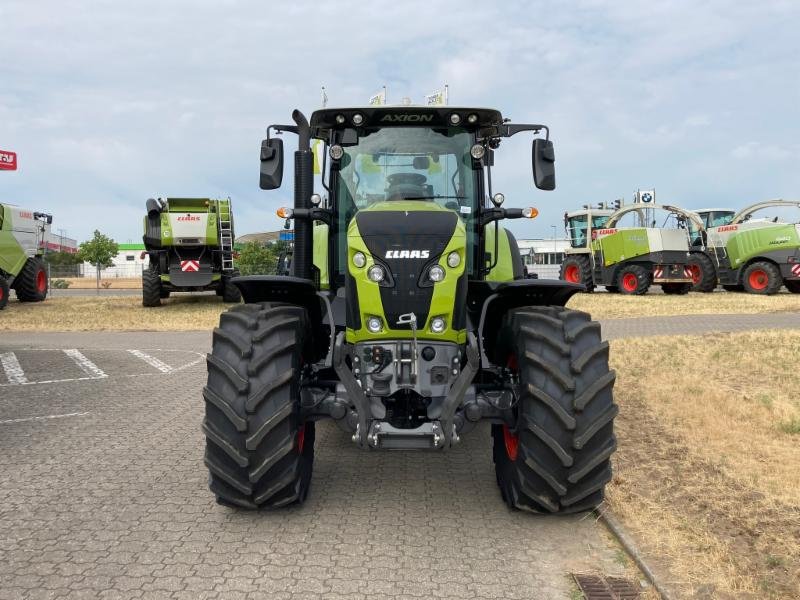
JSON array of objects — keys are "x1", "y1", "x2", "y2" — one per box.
[{"x1": 0, "y1": 149, "x2": 17, "y2": 171}]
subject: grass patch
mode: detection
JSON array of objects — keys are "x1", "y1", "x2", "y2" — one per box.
[
  {"x1": 607, "y1": 330, "x2": 800, "y2": 598},
  {"x1": 0, "y1": 295, "x2": 230, "y2": 331},
  {"x1": 778, "y1": 417, "x2": 800, "y2": 435},
  {"x1": 568, "y1": 290, "x2": 800, "y2": 319}
]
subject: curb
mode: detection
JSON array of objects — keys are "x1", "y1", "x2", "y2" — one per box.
[{"x1": 598, "y1": 509, "x2": 674, "y2": 600}]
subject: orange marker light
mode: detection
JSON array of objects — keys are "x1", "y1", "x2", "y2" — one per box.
[
  {"x1": 276, "y1": 207, "x2": 293, "y2": 219},
  {"x1": 523, "y1": 207, "x2": 539, "y2": 219}
]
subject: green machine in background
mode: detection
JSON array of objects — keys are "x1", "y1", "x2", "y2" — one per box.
[
  {"x1": 0, "y1": 203, "x2": 52, "y2": 309},
  {"x1": 687, "y1": 200, "x2": 800, "y2": 294},
  {"x1": 141, "y1": 197, "x2": 241, "y2": 306},
  {"x1": 561, "y1": 195, "x2": 702, "y2": 295}
]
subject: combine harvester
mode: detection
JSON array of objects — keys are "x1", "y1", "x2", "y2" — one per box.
[
  {"x1": 0, "y1": 203, "x2": 52, "y2": 310},
  {"x1": 687, "y1": 200, "x2": 800, "y2": 294},
  {"x1": 560, "y1": 192, "x2": 702, "y2": 294},
  {"x1": 141, "y1": 197, "x2": 241, "y2": 306}
]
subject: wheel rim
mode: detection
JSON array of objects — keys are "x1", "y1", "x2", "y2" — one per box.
[
  {"x1": 36, "y1": 270, "x2": 46, "y2": 292},
  {"x1": 0, "y1": 287, "x2": 4, "y2": 301},
  {"x1": 297, "y1": 423, "x2": 307, "y2": 454},
  {"x1": 622, "y1": 273, "x2": 638, "y2": 292},
  {"x1": 563, "y1": 264, "x2": 580, "y2": 283},
  {"x1": 503, "y1": 353, "x2": 520, "y2": 461},
  {"x1": 502, "y1": 425, "x2": 519, "y2": 462},
  {"x1": 748, "y1": 269, "x2": 769, "y2": 290},
  {"x1": 689, "y1": 264, "x2": 701, "y2": 285}
]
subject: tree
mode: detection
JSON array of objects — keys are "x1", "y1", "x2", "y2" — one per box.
[
  {"x1": 77, "y1": 230, "x2": 119, "y2": 293},
  {"x1": 235, "y1": 241, "x2": 279, "y2": 275}
]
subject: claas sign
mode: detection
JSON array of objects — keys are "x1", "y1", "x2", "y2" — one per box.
[{"x1": 0, "y1": 149, "x2": 17, "y2": 171}]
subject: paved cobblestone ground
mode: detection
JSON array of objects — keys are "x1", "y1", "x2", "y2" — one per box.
[
  {"x1": 2, "y1": 310, "x2": 798, "y2": 599},
  {"x1": 1, "y1": 332, "x2": 625, "y2": 600}
]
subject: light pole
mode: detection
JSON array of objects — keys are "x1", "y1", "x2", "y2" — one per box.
[{"x1": 551, "y1": 225, "x2": 557, "y2": 257}]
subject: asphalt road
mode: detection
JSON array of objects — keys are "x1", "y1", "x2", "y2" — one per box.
[{"x1": 2, "y1": 311, "x2": 799, "y2": 599}]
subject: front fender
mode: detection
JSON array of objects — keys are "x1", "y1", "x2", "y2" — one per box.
[
  {"x1": 469, "y1": 279, "x2": 585, "y2": 366},
  {"x1": 232, "y1": 276, "x2": 333, "y2": 365}
]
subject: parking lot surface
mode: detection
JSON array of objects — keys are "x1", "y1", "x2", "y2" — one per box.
[
  {"x1": 3, "y1": 311, "x2": 799, "y2": 599},
  {"x1": 1, "y1": 331, "x2": 626, "y2": 600}
]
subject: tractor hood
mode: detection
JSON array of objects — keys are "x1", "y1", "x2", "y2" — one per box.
[{"x1": 345, "y1": 202, "x2": 467, "y2": 343}]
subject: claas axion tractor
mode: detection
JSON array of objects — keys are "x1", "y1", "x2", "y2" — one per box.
[{"x1": 202, "y1": 105, "x2": 618, "y2": 513}]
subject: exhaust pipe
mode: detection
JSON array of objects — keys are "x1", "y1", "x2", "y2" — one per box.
[
  {"x1": 291, "y1": 110, "x2": 313, "y2": 281},
  {"x1": 146, "y1": 198, "x2": 162, "y2": 219}
]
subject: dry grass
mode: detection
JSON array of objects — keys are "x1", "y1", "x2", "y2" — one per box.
[
  {"x1": 54, "y1": 277, "x2": 142, "y2": 289},
  {"x1": 0, "y1": 296, "x2": 229, "y2": 331},
  {"x1": 607, "y1": 331, "x2": 800, "y2": 599},
  {"x1": 568, "y1": 291, "x2": 800, "y2": 319}
]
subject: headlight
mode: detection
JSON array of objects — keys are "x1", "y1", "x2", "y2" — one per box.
[
  {"x1": 449, "y1": 113, "x2": 462, "y2": 125},
  {"x1": 329, "y1": 144, "x2": 344, "y2": 160},
  {"x1": 368, "y1": 264, "x2": 385, "y2": 282},
  {"x1": 447, "y1": 251, "x2": 460, "y2": 268},
  {"x1": 352, "y1": 252, "x2": 366, "y2": 268},
  {"x1": 367, "y1": 316, "x2": 383, "y2": 333},
  {"x1": 430, "y1": 317, "x2": 446, "y2": 333},
  {"x1": 428, "y1": 264, "x2": 445, "y2": 282},
  {"x1": 470, "y1": 144, "x2": 485, "y2": 160},
  {"x1": 352, "y1": 113, "x2": 364, "y2": 125}
]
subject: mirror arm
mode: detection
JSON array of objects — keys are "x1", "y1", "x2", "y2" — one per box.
[
  {"x1": 479, "y1": 207, "x2": 525, "y2": 227},
  {"x1": 291, "y1": 207, "x2": 332, "y2": 226},
  {"x1": 500, "y1": 123, "x2": 549, "y2": 140},
  {"x1": 268, "y1": 124, "x2": 299, "y2": 139}
]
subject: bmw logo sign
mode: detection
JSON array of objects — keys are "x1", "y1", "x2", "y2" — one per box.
[{"x1": 642, "y1": 192, "x2": 653, "y2": 203}]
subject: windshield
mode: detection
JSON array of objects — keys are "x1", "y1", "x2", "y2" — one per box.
[
  {"x1": 567, "y1": 214, "x2": 609, "y2": 248},
  {"x1": 701, "y1": 211, "x2": 735, "y2": 228},
  {"x1": 333, "y1": 126, "x2": 478, "y2": 278}
]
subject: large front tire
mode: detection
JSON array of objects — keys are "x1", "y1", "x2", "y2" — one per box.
[
  {"x1": 742, "y1": 261, "x2": 782, "y2": 295},
  {"x1": 559, "y1": 255, "x2": 595, "y2": 292},
  {"x1": 203, "y1": 303, "x2": 314, "y2": 509},
  {"x1": 617, "y1": 264, "x2": 650, "y2": 295},
  {"x1": 142, "y1": 267, "x2": 162, "y2": 307},
  {"x1": 688, "y1": 253, "x2": 717, "y2": 293},
  {"x1": 13, "y1": 257, "x2": 48, "y2": 302},
  {"x1": 493, "y1": 307, "x2": 618, "y2": 514}
]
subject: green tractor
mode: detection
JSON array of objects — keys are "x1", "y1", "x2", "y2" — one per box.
[
  {"x1": 0, "y1": 203, "x2": 52, "y2": 310},
  {"x1": 141, "y1": 197, "x2": 241, "y2": 306},
  {"x1": 560, "y1": 200, "x2": 702, "y2": 295},
  {"x1": 202, "y1": 106, "x2": 618, "y2": 513},
  {"x1": 687, "y1": 200, "x2": 800, "y2": 294}
]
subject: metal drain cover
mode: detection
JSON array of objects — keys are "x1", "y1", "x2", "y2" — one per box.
[{"x1": 572, "y1": 574, "x2": 641, "y2": 599}]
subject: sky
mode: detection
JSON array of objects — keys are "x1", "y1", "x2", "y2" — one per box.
[{"x1": 1, "y1": 0, "x2": 799, "y2": 244}]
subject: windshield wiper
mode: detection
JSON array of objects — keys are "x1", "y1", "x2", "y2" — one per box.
[{"x1": 405, "y1": 195, "x2": 468, "y2": 200}]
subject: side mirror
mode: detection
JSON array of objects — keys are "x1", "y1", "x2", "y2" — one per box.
[
  {"x1": 532, "y1": 138, "x2": 556, "y2": 191},
  {"x1": 260, "y1": 138, "x2": 284, "y2": 190}
]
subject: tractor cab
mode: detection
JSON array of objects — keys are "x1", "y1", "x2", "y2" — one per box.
[
  {"x1": 693, "y1": 208, "x2": 736, "y2": 229},
  {"x1": 564, "y1": 208, "x2": 614, "y2": 250}
]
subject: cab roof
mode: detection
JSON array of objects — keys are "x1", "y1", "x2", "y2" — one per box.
[
  {"x1": 692, "y1": 207, "x2": 735, "y2": 213},
  {"x1": 310, "y1": 106, "x2": 504, "y2": 134}
]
